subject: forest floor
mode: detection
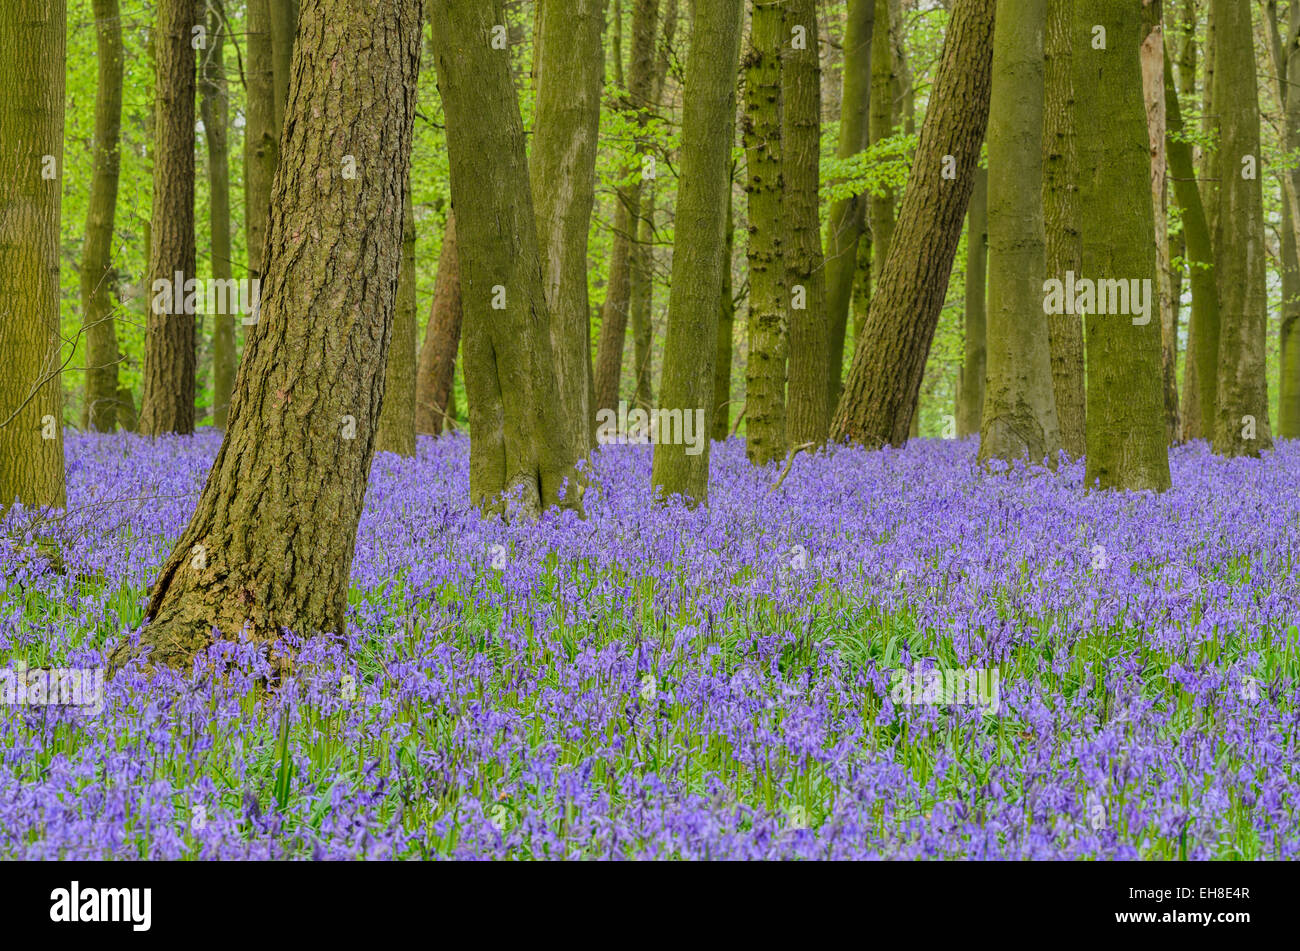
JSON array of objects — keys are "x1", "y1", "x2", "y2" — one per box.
[{"x1": 1, "y1": 431, "x2": 1297, "y2": 858}]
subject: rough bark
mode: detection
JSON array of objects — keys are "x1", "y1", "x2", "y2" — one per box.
[
  {"x1": 139, "y1": 0, "x2": 198, "y2": 437},
  {"x1": 415, "y1": 212, "x2": 462, "y2": 436},
  {"x1": 979, "y1": 0, "x2": 1060, "y2": 465},
  {"x1": 377, "y1": 188, "x2": 417, "y2": 455},
  {"x1": 868, "y1": 0, "x2": 897, "y2": 289},
  {"x1": 830, "y1": 0, "x2": 995, "y2": 450},
  {"x1": 824, "y1": 0, "x2": 875, "y2": 412},
  {"x1": 593, "y1": 0, "x2": 660, "y2": 416},
  {"x1": 0, "y1": 0, "x2": 67, "y2": 510},
  {"x1": 651, "y1": 0, "x2": 744, "y2": 504},
  {"x1": 1042, "y1": 0, "x2": 1086, "y2": 457},
  {"x1": 431, "y1": 0, "x2": 584, "y2": 515},
  {"x1": 80, "y1": 0, "x2": 123, "y2": 433},
  {"x1": 784, "y1": 0, "x2": 830, "y2": 445},
  {"x1": 530, "y1": 0, "x2": 607, "y2": 454},
  {"x1": 1075, "y1": 0, "x2": 1172, "y2": 491},
  {"x1": 1209, "y1": 0, "x2": 1272, "y2": 456},
  {"x1": 957, "y1": 165, "x2": 987, "y2": 438},
  {"x1": 201, "y1": 2, "x2": 236, "y2": 431},
  {"x1": 110, "y1": 0, "x2": 425, "y2": 673},
  {"x1": 742, "y1": 0, "x2": 788, "y2": 467}
]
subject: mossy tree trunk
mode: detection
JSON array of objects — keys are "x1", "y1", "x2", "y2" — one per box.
[
  {"x1": 1074, "y1": 0, "x2": 1171, "y2": 490},
  {"x1": 415, "y1": 212, "x2": 462, "y2": 436},
  {"x1": 784, "y1": 0, "x2": 830, "y2": 446},
  {"x1": 830, "y1": 0, "x2": 995, "y2": 449},
  {"x1": 377, "y1": 188, "x2": 417, "y2": 456},
  {"x1": 0, "y1": 0, "x2": 67, "y2": 510},
  {"x1": 245, "y1": 0, "x2": 277, "y2": 288},
  {"x1": 979, "y1": 0, "x2": 1060, "y2": 465},
  {"x1": 957, "y1": 166, "x2": 986, "y2": 438},
  {"x1": 1209, "y1": 0, "x2": 1272, "y2": 457},
  {"x1": 110, "y1": 0, "x2": 425, "y2": 673},
  {"x1": 824, "y1": 0, "x2": 874, "y2": 413},
  {"x1": 431, "y1": 0, "x2": 584, "y2": 515},
  {"x1": 1281, "y1": 0, "x2": 1300, "y2": 438},
  {"x1": 713, "y1": 179, "x2": 736, "y2": 440},
  {"x1": 1042, "y1": 0, "x2": 1085, "y2": 458},
  {"x1": 742, "y1": 0, "x2": 787, "y2": 467},
  {"x1": 139, "y1": 0, "x2": 198, "y2": 437},
  {"x1": 651, "y1": 0, "x2": 744, "y2": 504},
  {"x1": 80, "y1": 0, "x2": 123, "y2": 433},
  {"x1": 530, "y1": 0, "x2": 607, "y2": 454},
  {"x1": 868, "y1": 0, "x2": 897, "y2": 290}
]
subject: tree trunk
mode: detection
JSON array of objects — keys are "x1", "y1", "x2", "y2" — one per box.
[
  {"x1": 245, "y1": 0, "x2": 278, "y2": 286},
  {"x1": 1074, "y1": 0, "x2": 1171, "y2": 491},
  {"x1": 80, "y1": 0, "x2": 123, "y2": 434},
  {"x1": 979, "y1": 0, "x2": 1059, "y2": 464},
  {"x1": 201, "y1": 2, "x2": 236, "y2": 431},
  {"x1": 377, "y1": 188, "x2": 417, "y2": 455},
  {"x1": 110, "y1": 0, "x2": 425, "y2": 673},
  {"x1": 1042, "y1": 0, "x2": 1086, "y2": 458},
  {"x1": 1209, "y1": 0, "x2": 1272, "y2": 456},
  {"x1": 957, "y1": 166, "x2": 987, "y2": 438},
  {"x1": 742, "y1": 0, "x2": 787, "y2": 467},
  {"x1": 630, "y1": 0, "x2": 678, "y2": 413},
  {"x1": 0, "y1": 0, "x2": 66, "y2": 510},
  {"x1": 713, "y1": 180, "x2": 736, "y2": 440},
  {"x1": 1279, "y1": 1, "x2": 1300, "y2": 438},
  {"x1": 270, "y1": 0, "x2": 298, "y2": 134},
  {"x1": 431, "y1": 0, "x2": 585, "y2": 515},
  {"x1": 1165, "y1": 42, "x2": 1216, "y2": 441},
  {"x1": 868, "y1": 0, "x2": 897, "y2": 288},
  {"x1": 784, "y1": 0, "x2": 830, "y2": 446},
  {"x1": 415, "y1": 212, "x2": 462, "y2": 436},
  {"x1": 830, "y1": 0, "x2": 995, "y2": 450},
  {"x1": 530, "y1": 0, "x2": 607, "y2": 454},
  {"x1": 1141, "y1": 1, "x2": 1180, "y2": 446},
  {"x1": 593, "y1": 0, "x2": 661, "y2": 417},
  {"x1": 139, "y1": 0, "x2": 198, "y2": 437},
  {"x1": 824, "y1": 0, "x2": 875, "y2": 413},
  {"x1": 651, "y1": 0, "x2": 744, "y2": 504}
]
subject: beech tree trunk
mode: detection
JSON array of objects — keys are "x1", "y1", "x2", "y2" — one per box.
[
  {"x1": 1042, "y1": 0, "x2": 1086, "y2": 458},
  {"x1": 1074, "y1": 0, "x2": 1171, "y2": 491},
  {"x1": 110, "y1": 0, "x2": 425, "y2": 672},
  {"x1": 1281, "y1": 0, "x2": 1300, "y2": 439},
  {"x1": 824, "y1": 0, "x2": 875, "y2": 412},
  {"x1": 80, "y1": 0, "x2": 123, "y2": 433},
  {"x1": 830, "y1": 0, "x2": 995, "y2": 450},
  {"x1": 0, "y1": 0, "x2": 67, "y2": 510},
  {"x1": 979, "y1": 0, "x2": 1060, "y2": 465},
  {"x1": 377, "y1": 189, "x2": 417, "y2": 455},
  {"x1": 431, "y1": 0, "x2": 584, "y2": 514},
  {"x1": 530, "y1": 0, "x2": 607, "y2": 453},
  {"x1": 651, "y1": 0, "x2": 744, "y2": 504},
  {"x1": 868, "y1": 0, "x2": 897, "y2": 289},
  {"x1": 713, "y1": 180, "x2": 736, "y2": 440},
  {"x1": 201, "y1": 2, "x2": 236, "y2": 431},
  {"x1": 1209, "y1": 0, "x2": 1272, "y2": 457},
  {"x1": 784, "y1": 0, "x2": 830, "y2": 446},
  {"x1": 957, "y1": 166, "x2": 986, "y2": 438},
  {"x1": 415, "y1": 213, "x2": 462, "y2": 436},
  {"x1": 139, "y1": 0, "x2": 198, "y2": 436}
]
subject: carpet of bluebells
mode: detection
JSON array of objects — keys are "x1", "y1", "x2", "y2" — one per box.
[{"x1": 1, "y1": 430, "x2": 1298, "y2": 859}]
